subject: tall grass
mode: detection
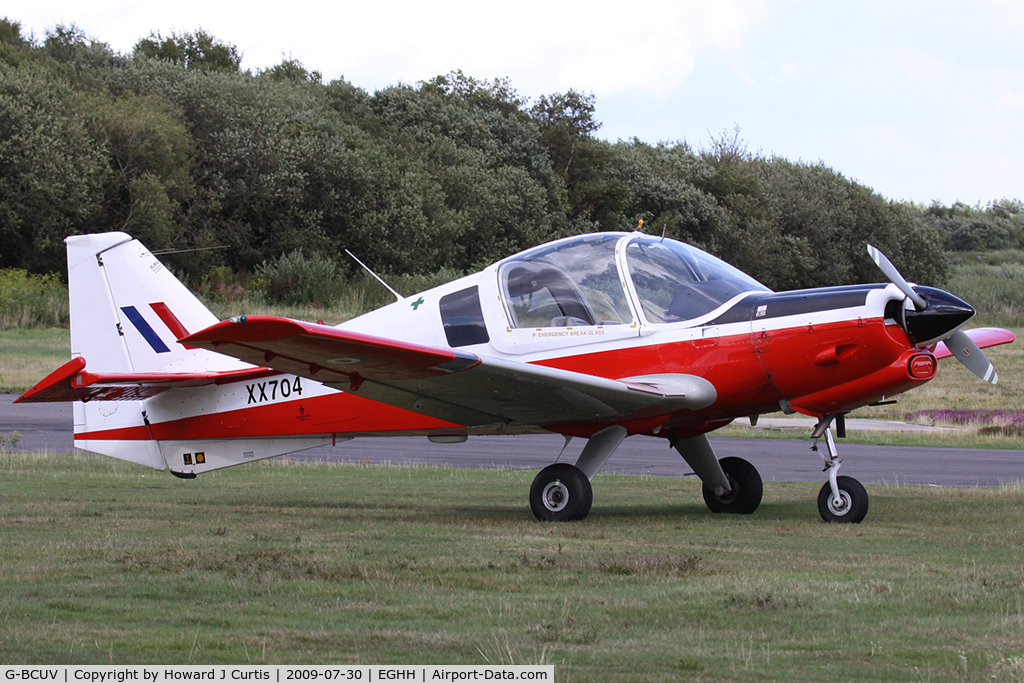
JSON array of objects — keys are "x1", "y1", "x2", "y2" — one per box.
[
  {"x1": 947, "y1": 250, "x2": 1024, "y2": 327},
  {"x1": 0, "y1": 269, "x2": 69, "y2": 329}
]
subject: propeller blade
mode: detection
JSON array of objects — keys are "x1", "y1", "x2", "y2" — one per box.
[
  {"x1": 867, "y1": 244, "x2": 928, "y2": 311},
  {"x1": 945, "y1": 328, "x2": 998, "y2": 384}
]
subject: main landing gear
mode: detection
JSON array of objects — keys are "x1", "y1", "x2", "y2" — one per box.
[
  {"x1": 671, "y1": 434, "x2": 762, "y2": 515},
  {"x1": 529, "y1": 428, "x2": 765, "y2": 521},
  {"x1": 528, "y1": 416, "x2": 869, "y2": 523},
  {"x1": 529, "y1": 425, "x2": 626, "y2": 521},
  {"x1": 812, "y1": 414, "x2": 869, "y2": 523}
]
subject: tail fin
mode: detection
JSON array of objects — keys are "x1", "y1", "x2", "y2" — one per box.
[
  {"x1": 67, "y1": 232, "x2": 239, "y2": 374},
  {"x1": 19, "y1": 233, "x2": 332, "y2": 474}
]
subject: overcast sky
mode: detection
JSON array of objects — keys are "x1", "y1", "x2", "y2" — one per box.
[{"x1": 14, "y1": 1, "x2": 1024, "y2": 206}]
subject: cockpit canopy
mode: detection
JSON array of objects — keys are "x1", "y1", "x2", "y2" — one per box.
[
  {"x1": 498, "y1": 232, "x2": 769, "y2": 328},
  {"x1": 624, "y1": 236, "x2": 771, "y2": 323}
]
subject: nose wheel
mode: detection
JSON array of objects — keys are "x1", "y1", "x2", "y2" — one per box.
[
  {"x1": 812, "y1": 415, "x2": 869, "y2": 523},
  {"x1": 817, "y1": 475, "x2": 868, "y2": 523}
]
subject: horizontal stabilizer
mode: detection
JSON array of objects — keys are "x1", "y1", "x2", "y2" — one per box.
[{"x1": 15, "y1": 355, "x2": 275, "y2": 403}]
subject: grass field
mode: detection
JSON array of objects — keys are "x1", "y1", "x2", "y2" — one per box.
[
  {"x1": 2, "y1": 453, "x2": 1024, "y2": 681},
  {"x1": 0, "y1": 328, "x2": 72, "y2": 394}
]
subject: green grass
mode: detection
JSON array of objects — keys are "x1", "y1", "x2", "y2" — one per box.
[
  {"x1": 2, "y1": 453, "x2": 1024, "y2": 680},
  {"x1": 947, "y1": 250, "x2": 1024, "y2": 328},
  {"x1": 0, "y1": 328, "x2": 70, "y2": 393}
]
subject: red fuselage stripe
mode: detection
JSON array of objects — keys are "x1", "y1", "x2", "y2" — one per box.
[
  {"x1": 76, "y1": 391, "x2": 460, "y2": 441},
  {"x1": 77, "y1": 317, "x2": 925, "y2": 441}
]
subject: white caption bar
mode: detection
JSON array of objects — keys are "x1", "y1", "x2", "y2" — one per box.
[{"x1": 1, "y1": 666, "x2": 554, "y2": 683}]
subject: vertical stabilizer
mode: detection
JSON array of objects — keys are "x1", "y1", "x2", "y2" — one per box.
[{"x1": 67, "y1": 233, "x2": 242, "y2": 374}]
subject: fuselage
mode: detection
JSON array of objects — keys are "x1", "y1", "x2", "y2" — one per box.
[
  {"x1": 74, "y1": 232, "x2": 956, "y2": 453},
  {"x1": 329, "y1": 233, "x2": 938, "y2": 436}
]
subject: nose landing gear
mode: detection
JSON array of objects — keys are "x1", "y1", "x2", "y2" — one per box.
[{"x1": 812, "y1": 414, "x2": 869, "y2": 523}]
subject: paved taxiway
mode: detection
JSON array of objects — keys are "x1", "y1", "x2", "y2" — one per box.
[{"x1": 3, "y1": 396, "x2": 1022, "y2": 488}]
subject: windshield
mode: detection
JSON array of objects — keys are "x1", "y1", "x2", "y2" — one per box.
[
  {"x1": 625, "y1": 237, "x2": 770, "y2": 323},
  {"x1": 499, "y1": 234, "x2": 632, "y2": 328}
]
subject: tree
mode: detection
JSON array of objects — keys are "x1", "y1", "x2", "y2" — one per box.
[
  {"x1": 759, "y1": 158, "x2": 948, "y2": 288},
  {"x1": 260, "y1": 58, "x2": 322, "y2": 84},
  {"x1": 421, "y1": 70, "x2": 528, "y2": 118},
  {"x1": 133, "y1": 30, "x2": 241, "y2": 72},
  {"x1": 87, "y1": 93, "x2": 196, "y2": 252},
  {"x1": 530, "y1": 90, "x2": 626, "y2": 228},
  {"x1": 612, "y1": 139, "x2": 724, "y2": 245},
  {"x1": 0, "y1": 17, "x2": 31, "y2": 47},
  {"x1": 0, "y1": 60, "x2": 110, "y2": 272},
  {"x1": 919, "y1": 199, "x2": 1022, "y2": 251}
]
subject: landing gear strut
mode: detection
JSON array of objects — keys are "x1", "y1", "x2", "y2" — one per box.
[
  {"x1": 812, "y1": 415, "x2": 868, "y2": 523},
  {"x1": 672, "y1": 434, "x2": 763, "y2": 515}
]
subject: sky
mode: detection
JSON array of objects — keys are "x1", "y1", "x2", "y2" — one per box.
[{"x1": 14, "y1": 1, "x2": 1024, "y2": 206}]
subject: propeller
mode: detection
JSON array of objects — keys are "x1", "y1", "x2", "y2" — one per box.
[
  {"x1": 866, "y1": 244, "x2": 928, "y2": 311},
  {"x1": 867, "y1": 244, "x2": 998, "y2": 384}
]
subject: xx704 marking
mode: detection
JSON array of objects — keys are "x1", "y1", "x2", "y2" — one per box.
[{"x1": 246, "y1": 377, "x2": 303, "y2": 404}]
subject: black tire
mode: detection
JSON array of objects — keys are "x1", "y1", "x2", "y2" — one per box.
[
  {"x1": 817, "y1": 475, "x2": 869, "y2": 523},
  {"x1": 702, "y1": 456, "x2": 763, "y2": 514},
  {"x1": 530, "y1": 463, "x2": 593, "y2": 522}
]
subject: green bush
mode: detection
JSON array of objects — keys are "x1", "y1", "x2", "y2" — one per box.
[
  {"x1": 254, "y1": 250, "x2": 343, "y2": 306},
  {"x1": 947, "y1": 250, "x2": 1024, "y2": 326},
  {"x1": 0, "y1": 268, "x2": 68, "y2": 328}
]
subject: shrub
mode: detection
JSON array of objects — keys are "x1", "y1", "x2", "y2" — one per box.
[
  {"x1": 254, "y1": 250, "x2": 343, "y2": 306},
  {"x1": 0, "y1": 269, "x2": 68, "y2": 328}
]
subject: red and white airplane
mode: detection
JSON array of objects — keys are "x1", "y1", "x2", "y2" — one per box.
[{"x1": 17, "y1": 231, "x2": 1015, "y2": 523}]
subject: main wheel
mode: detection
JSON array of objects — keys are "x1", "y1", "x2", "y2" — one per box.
[
  {"x1": 530, "y1": 463, "x2": 593, "y2": 522},
  {"x1": 702, "y1": 456, "x2": 762, "y2": 514},
  {"x1": 817, "y1": 475, "x2": 869, "y2": 523}
]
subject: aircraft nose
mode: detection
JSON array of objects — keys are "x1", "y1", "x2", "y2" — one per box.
[{"x1": 902, "y1": 286, "x2": 976, "y2": 345}]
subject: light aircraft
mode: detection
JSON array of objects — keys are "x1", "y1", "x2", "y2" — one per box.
[{"x1": 17, "y1": 231, "x2": 1015, "y2": 523}]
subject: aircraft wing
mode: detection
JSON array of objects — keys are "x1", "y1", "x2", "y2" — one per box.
[
  {"x1": 933, "y1": 327, "x2": 1016, "y2": 359},
  {"x1": 182, "y1": 316, "x2": 717, "y2": 429},
  {"x1": 15, "y1": 356, "x2": 276, "y2": 403}
]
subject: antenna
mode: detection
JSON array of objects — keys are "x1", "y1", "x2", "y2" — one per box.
[
  {"x1": 151, "y1": 245, "x2": 229, "y2": 255},
  {"x1": 344, "y1": 249, "x2": 403, "y2": 302}
]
